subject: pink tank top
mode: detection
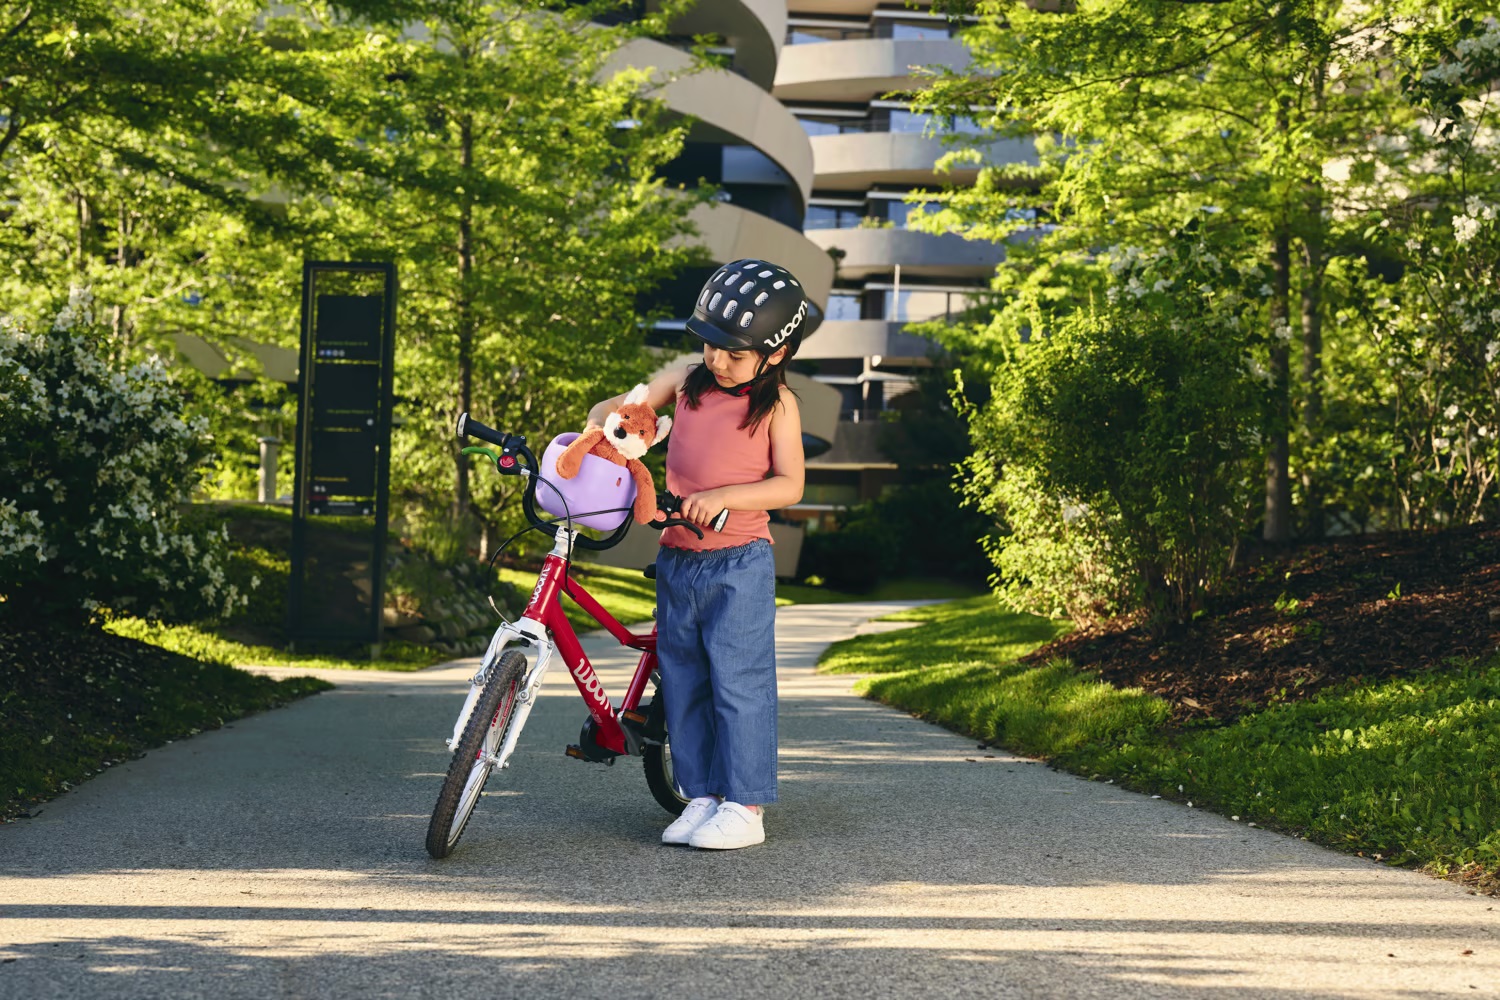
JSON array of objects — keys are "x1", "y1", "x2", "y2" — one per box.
[{"x1": 661, "y1": 388, "x2": 774, "y2": 551}]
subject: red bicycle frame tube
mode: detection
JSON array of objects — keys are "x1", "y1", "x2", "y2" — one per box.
[{"x1": 520, "y1": 551, "x2": 658, "y2": 755}]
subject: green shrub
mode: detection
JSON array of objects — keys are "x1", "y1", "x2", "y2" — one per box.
[
  {"x1": 797, "y1": 518, "x2": 897, "y2": 593},
  {"x1": 968, "y1": 226, "x2": 1266, "y2": 629},
  {"x1": 0, "y1": 291, "x2": 244, "y2": 627}
]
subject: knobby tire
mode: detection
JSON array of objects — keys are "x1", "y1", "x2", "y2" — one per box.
[{"x1": 426, "y1": 650, "x2": 526, "y2": 858}]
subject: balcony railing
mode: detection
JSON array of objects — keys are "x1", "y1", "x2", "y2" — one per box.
[
  {"x1": 786, "y1": 26, "x2": 961, "y2": 45},
  {"x1": 796, "y1": 116, "x2": 991, "y2": 138}
]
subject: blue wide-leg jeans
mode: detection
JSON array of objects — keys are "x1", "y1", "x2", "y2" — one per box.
[{"x1": 655, "y1": 539, "x2": 778, "y2": 805}]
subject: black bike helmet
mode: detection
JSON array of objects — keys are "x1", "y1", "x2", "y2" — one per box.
[{"x1": 686, "y1": 259, "x2": 809, "y2": 358}]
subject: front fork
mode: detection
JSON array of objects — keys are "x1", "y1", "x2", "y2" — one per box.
[{"x1": 446, "y1": 618, "x2": 555, "y2": 770}]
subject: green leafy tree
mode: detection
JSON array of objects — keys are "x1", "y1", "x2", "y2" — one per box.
[
  {"x1": 920, "y1": 0, "x2": 1449, "y2": 542},
  {"x1": 273, "y1": 1, "x2": 706, "y2": 550}
]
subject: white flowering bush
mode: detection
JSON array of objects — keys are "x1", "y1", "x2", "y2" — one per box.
[
  {"x1": 1369, "y1": 199, "x2": 1500, "y2": 527},
  {"x1": 1322, "y1": 18, "x2": 1500, "y2": 529},
  {"x1": 0, "y1": 289, "x2": 246, "y2": 626},
  {"x1": 967, "y1": 226, "x2": 1266, "y2": 629}
]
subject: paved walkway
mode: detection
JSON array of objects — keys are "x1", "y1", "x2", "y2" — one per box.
[{"x1": 1, "y1": 602, "x2": 1496, "y2": 999}]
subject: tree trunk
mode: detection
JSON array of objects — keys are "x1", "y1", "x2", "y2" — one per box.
[
  {"x1": 1300, "y1": 222, "x2": 1325, "y2": 539},
  {"x1": 112, "y1": 204, "x2": 130, "y2": 351},
  {"x1": 1264, "y1": 228, "x2": 1293, "y2": 544},
  {"x1": 1298, "y1": 59, "x2": 1328, "y2": 539},
  {"x1": 74, "y1": 192, "x2": 90, "y2": 274},
  {"x1": 453, "y1": 111, "x2": 476, "y2": 522}
]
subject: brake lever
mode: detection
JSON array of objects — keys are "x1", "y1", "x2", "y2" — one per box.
[{"x1": 648, "y1": 516, "x2": 704, "y2": 540}]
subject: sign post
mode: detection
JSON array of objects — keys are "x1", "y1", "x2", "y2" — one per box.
[{"x1": 287, "y1": 262, "x2": 397, "y2": 652}]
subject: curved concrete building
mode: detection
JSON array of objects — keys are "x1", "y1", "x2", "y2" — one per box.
[
  {"x1": 593, "y1": 3, "x2": 851, "y2": 572},
  {"x1": 601, "y1": 5, "x2": 839, "y2": 350},
  {"x1": 772, "y1": 1, "x2": 1022, "y2": 526}
]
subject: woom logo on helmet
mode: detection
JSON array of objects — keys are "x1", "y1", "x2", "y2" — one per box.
[{"x1": 765, "y1": 298, "x2": 807, "y2": 350}]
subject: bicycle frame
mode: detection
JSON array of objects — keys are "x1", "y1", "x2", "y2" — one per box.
[{"x1": 448, "y1": 525, "x2": 657, "y2": 766}]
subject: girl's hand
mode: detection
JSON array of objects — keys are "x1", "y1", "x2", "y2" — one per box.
[{"x1": 680, "y1": 489, "x2": 729, "y2": 527}]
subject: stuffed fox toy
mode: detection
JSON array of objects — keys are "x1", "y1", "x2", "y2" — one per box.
[{"x1": 556, "y1": 384, "x2": 671, "y2": 524}]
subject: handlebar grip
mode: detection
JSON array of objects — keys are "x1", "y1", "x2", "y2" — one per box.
[
  {"x1": 651, "y1": 492, "x2": 727, "y2": 537},
  {"x1": 456, "y1": 412, "x2": 506, "y2": 447}
]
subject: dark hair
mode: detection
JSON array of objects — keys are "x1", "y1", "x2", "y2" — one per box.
[{"x1": 681, "y1": 358, "x2": 795, "y2": 434}]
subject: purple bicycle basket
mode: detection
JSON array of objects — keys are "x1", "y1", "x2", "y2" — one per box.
[{"x1": 536, "y1": 432, "x2": 635, "y2": 532}]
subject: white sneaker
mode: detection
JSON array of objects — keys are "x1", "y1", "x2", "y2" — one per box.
[
  {"x1": 662, "y1": 796, "x2": 720, "y2": 845},
  {"x1": 688, "y1": 801, "x2": 764, "y2": 850}
]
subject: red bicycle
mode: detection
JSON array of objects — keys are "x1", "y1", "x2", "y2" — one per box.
[{"x1": 425, "y1": 413, "x2": 716, "y2": 859}]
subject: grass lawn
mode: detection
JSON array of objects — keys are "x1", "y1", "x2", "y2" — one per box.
[
  {"x1": 825, "y1": 596, "x2": 1500, "y2": 890},
  {"x1": 775, "y1": 577, "x2": 985, "y2": 605},
  {"x1": 105, "y1": 620, "x2": 447, "y2": 672},
  {"x1": 498, "y1": 563, "x2": 984, "y2": 634}
]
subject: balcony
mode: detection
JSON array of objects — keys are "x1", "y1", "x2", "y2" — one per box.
[
  {"x1": 807, "y1": 129, "x2": 1037, "y2": 191},
  {"x1": 808, "y1": 225, "x2": 1005, "y2": 280},
  {"x1": 798, "y1": 320, "x2": 940, "y2": 365},
  {"x1": 679, "y1": 201, "x2": 835, "y2": 308},
  {"x1": 603, "y1": 37, "x2": 813, "y2": 209},
  {"x1": 663, "y1": 0, "x2": 785, "y2": 91},
  {"x1": 774, "y1": 37, "x2": 970, "y2": 103},
  {"x1": 805, "y1": 419, "x2": 893, "y2": 469}
]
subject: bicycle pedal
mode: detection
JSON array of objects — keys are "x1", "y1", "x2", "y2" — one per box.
[
  {"x1": 565, "y1": 743, "x2": 615, "y2": 765},
  {"x1": 621, "y1": 709, "x2": 648, "y2": 725}
]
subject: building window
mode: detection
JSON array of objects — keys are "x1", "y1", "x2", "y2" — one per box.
[
  {"x1": 887, "y1": 108, "x2": 931, "y2": 134},
  {"x1": 786, "y1": 22, "x2": 871, "y2": 44},
  {"x1": 873, "y1": 197, "x2": 939, "y2": 229},
  {"x1": 825, "y1": 293, "x2": 862, "y2": 321},
  {"x1": 879, "y1": 289, "x2": 981, "y2": 323},
  {"x1": 806, "y1": 204, "x2": 866, "y2": 230},
  {"x1": 885, "y1": 21, "x2": 953, "y2": 41}
]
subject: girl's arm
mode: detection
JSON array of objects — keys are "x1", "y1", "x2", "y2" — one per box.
[
  {"x1": 679, "y1": 385, "x2": 805, "y2": 525},
  {"x1": 584, "y1": 365, "x2": 689, "y2": 428}
]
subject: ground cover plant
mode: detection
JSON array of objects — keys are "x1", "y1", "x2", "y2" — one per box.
[
  {"x1": 825, "y1": 527, "x2": 1500, "y2": 894},
  {"x1": 1, "y1": 627, "x2": 329, "y2": 822}
]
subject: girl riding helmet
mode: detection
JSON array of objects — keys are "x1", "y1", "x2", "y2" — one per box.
[{"x1": 686, "y1": 259, "x2": 810, "y2": 365}]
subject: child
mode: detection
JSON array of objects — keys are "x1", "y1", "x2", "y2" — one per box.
[{"x1": 584, "y1": 258, "x2": 808, "y2": 850}]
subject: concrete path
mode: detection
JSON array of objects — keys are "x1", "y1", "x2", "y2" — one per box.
[{"x1": 1, "y1": 602, "x2": 1496, "y2": 999}]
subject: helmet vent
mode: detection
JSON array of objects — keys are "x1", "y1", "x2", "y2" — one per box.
[
  {"x1": 699, "y1": 288, "x2": 712, "y2": 307},
  {"x1": 738, "y1": 311, "x2": 754, "y2": 328},
  {"x1": 739, "y1": 281, "x2": 755, "y2": 294},
  {"x1": 759, "y1": 270, "x2": 773, "y2": 278},
  {"x1": 725, "y1": 271, "x2": 742, "y2": 285},
  {"x1": 723, "y1": 300, "x2": 738, "y2": 319},
  {"x1": 754, "y1": 291, "x2": 769, "y2": 306},
  {"x1": 708, "y1": 292, "x2": 723, "y2": 311},
  {"x1": 790, "y1": 279, "x2": 800, "y2": 287},
  {"x1": 773, "y1": 280, "x2": 786, "y2": 289}
]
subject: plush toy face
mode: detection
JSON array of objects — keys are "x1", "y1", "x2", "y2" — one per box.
[{"x1": 602, "y1": 385, "x2": 671, "y2": 461}]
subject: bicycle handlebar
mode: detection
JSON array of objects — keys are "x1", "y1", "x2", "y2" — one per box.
[
  {"x1": 646, "y1": 493, "x2": 729, "y2": 540},
  {"x1": 457, "y1": 412, "x2": 729, "y2": 549},
  {"x1": 456, "y1": 412, "x2": 632, "y2": 551}
]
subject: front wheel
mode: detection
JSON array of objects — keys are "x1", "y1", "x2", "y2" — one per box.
[
  {"x1": 642, "y1": 692, "x2": 689, "y2": 815},
  {"x1": 426, "y1": 650, "x2": 526, "y2": 858}
]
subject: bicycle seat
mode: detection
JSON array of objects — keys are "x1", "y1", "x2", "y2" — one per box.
[{"x1": 643, "y1": 563, "x2": 657, "y2": 580}]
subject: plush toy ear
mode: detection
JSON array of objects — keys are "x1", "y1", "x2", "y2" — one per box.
[
  {"x1": 623, "y1": 384, "x2": 650, "y2": 406},
  {"x1": 652, "y1": 414, "x2": 672, "y2": 446}
]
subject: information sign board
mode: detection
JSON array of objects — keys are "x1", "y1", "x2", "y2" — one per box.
[{"x1": 287, "y1": 263, "x2": 397, "y2": 647}]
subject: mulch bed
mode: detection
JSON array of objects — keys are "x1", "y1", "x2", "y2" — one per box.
[{"x1": 1020, "y1": 523, "x2": 1500, "y2": 723}]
